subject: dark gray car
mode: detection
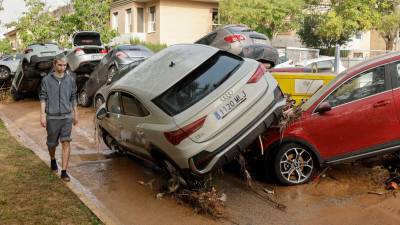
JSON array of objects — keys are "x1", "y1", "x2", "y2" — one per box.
[
  {"x1": 195, "y1": 24, "x2": 278, "y2": 67},
  {"x1": 78, "y1": 45, "x2": 153, "y2": 106}
]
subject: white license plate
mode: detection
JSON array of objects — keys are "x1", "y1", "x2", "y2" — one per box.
[
  {"x1": 91, "y1": 54, "x2": 103, "y2": 60},
  {"x1": 253, "y1": 39, "x2": 266, "y2": 44},
  {"x1": 41, "y1": 52, "x2": 55, "y2": 56},
  {"x1": 214, "y1": 90, "x2": 247, "y2": 120}
]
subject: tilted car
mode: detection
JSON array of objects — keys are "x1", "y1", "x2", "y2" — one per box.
[
  {"x1": 0, "y1": 54, "x2": 22, "y2": 84},
  {"x1": 195, "y1": 24, "x2": 279, "y2": 67},
  {"x1": 78, "y1": 44, "x2": 153, "y2": 106},
  {"x1": 93, "y1": 59, "x2": 146, "y2": 110},
  {"x1": 262, "y1": 52, "x2": 400, "y2": 185},
  {"x1": 65, "y1": 31, "x2": 107, "y2": 90},
  {"x1": 11, "y1": 43, "x2": 63, "y2": 100},
  {"x1": 96, "y1": 44, "x2": 286, "y2": 183}
]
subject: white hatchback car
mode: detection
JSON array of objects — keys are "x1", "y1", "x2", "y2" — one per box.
[{"x1": 96, "y1": 44, "x2": 285, "y2": 180}]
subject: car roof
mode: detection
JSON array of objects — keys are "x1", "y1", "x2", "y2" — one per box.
[
  {"x1": 112, "y1": 44, "x2": 220, "y2": 100},
  {"x1": 300, "y1": 56, "x2": 334, "y2": 65}
]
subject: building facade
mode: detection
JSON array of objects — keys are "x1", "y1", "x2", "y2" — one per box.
[{"x1": 110, "y1": 0, "x2": 219, "y2": 45}]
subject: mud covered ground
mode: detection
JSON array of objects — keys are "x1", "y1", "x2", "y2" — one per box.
[{"x1": 1, "y1": 99, "x2": 399, "y2": 225}]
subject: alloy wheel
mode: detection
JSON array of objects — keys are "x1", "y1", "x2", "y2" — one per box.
[
  {"x1": 0, "y1": 67, "x2": 10, "y2": 80},
  {"x1": 279, "y1": 147, "x2": 313, "y2": 184}
]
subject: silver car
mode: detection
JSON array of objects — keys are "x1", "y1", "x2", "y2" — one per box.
[
  {"x1": 96, "y1": 44, "x2": 285, "y2": 183},
  {"x1": 195, "y1": 24, "x2": 278, "y2": 67},
  {"x1": 11, "y1": 43, "x2": 63, "y2": 100},
  {"x1": 0, "y1": 54, "x2": 22, "y2": 83},
  {"x1": 66, "y1": 31, "x2": 107, "y2": 91}
]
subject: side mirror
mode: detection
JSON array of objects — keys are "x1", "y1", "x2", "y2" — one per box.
[
  {"x1": 96, "y1": 107, "x2": 108, "y2": 120},
  {"x1": 316, "y1": 102, "x2": 332, "y2": 114}
]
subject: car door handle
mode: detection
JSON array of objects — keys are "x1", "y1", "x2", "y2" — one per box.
[{"x1": 373, "y1": 100, "x2": 390, "y2": 108}]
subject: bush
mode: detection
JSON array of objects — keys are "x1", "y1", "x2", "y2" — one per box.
[{"x1": 130, "y1": 38, "x2": 167, "y2": 53}]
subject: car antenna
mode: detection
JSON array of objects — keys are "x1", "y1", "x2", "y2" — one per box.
[{"x1": 169, "y1": 61, "x2": 175, "y2": 67}]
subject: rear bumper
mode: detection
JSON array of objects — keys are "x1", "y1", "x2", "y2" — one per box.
[
  {"x1": 69, "y1": 54, "x2": 104, "y2": 73},
  {"x1": 188, "y1": 87, "x2": 285, "y2": 174}
]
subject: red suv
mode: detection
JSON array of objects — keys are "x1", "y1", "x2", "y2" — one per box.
[{"x1": 263, "y1": 52, "x2": 400, "y2": 185}]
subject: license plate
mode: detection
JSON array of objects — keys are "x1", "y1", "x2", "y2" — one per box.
[
  {"x1": 91, "y1": 54, "x2": 103, "y2": 60},
  {"x1": 253, "y1": 39, "x2": 266, "y2": 44},
  {"x1": 214, "y1": 90, "x2": 247, "y2": 120},
  {"x1": 41, "y1": 52, "x2": 55, "y2": 56}
]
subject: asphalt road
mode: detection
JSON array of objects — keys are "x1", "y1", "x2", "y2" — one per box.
[{"x1": 1, "y1": 99, "x2": 400, "y2": 225}]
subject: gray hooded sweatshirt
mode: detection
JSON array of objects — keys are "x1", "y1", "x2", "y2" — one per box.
[{"x1": 39, "y1": 72, "x2": 77, "y2": 119}]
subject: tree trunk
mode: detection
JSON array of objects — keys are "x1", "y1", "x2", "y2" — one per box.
[{"x1": 386, "y1": 38, "x2": 395, "y2": 51}]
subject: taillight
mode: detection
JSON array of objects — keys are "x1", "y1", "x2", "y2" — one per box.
[
  {"x1": 224, "y1": 34, "x2": 246, "y2": 43},
  {"x1": 100, "y1": 49, "x2": 108, "y2": 54},
  {"x1": 74, "y1": 48, "x2": 84, "y2": 55},
  {"x1": 116, "y1": 51, "x2": 128, "y2": 59},
  {"x1": 164, "y1": 116, "x2": 207, "y2": 145},
  {"x1": 247, "y1": 63, "x2": 266, "y2": 83},
  {"x1": 24, "y1": 49, "x2": 33, "y2": 54}
]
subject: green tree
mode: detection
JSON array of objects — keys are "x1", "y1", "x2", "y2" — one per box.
[
  {"x1": 7, "y1": 0, "x2": 57, "y2": 49},
  {"x1": 0, "y1": 38, "x2": 12, "y2": 54},
  {"x1": 298, "y1": 0, "x2": 378, "y2": 48},
  {"x1": 374, "y1": 0, "x2": 400, "y2": 50},
  {"x1": 219, "y1": 0, "x2": 305, "y2": 40},
  {"x1": 58, "y1": 0, "x2": 117, "y2": 47}
]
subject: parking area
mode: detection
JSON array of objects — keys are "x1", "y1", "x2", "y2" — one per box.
[{"x1": 1, "y1": 99, "x2": 400, "y2": 225}]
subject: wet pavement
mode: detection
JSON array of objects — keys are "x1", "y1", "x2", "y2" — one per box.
[{"x1": 1, "y1": 99, "x2": 400, "y2": 225}]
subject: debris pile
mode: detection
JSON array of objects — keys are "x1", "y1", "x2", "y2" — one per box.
[
  {"x1": 174, "y1": 186, "x2": 225, "y2": 218},
  {"x1": 0, "y1": 87, "x2": 10, "y2": 102},
  {"x1": 384, "y1": 153, "x2": 400, "y2": 190},
  {"x1": 279, "y1": 94, "x2": 304, "y2": 132}
]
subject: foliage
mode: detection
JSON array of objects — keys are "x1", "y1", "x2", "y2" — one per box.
[
  {"x1": 58, "y1": 0, "x2": 118, "y2": 48},
  {"x1": 0, "y1": 38, "x2": 12, "y2": 54},
  {"x1": 129, "y1": 38, "x2": 167, "y2": 53},
  {"x1": 373, "y1": 0, "x2": 400, "y2": 50},
  {"x1": 298, "y1": 0, "x2": 378, "y2": 49},
  {"x1": 219, "y1": 0, "x2": 305, "y2": 39},
  {"x1": 7, "y1": 0, "x2": 57, "y2": 50},
  {"x1": 298, "y1": 13, "x2": 351, "y2": 48}
]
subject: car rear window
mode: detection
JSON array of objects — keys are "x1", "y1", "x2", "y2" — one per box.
[
  {"x1": 153, "y1": 52, "x2": 243, "y2": 116},
  {"x1": 226, "y1": 26, "x2": 253, "y2": 33}
]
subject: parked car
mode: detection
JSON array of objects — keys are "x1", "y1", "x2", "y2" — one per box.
[
  {"x1": 0, "y1": 54, "x2": 22, "y2": 83},
  {"x1": 93, "y1": 59, "x2": 146, "y2": 110},
  {"x1": 262, "y1": 52, "x2": 400, "y2": 185},
  {"x1": 96, "y1": 44, "x2": 286, "y2": 184},
  {"x1": 299, "y1": 56, "x2": 346, "y2": 73},
  {"x1": 65, "y1": 31, "x2": 107, "y2": 90},
  {"x1": 11, "y1": 43, "x2": 63, "y2": 100},
  {"x1": 274, "y1": 55, "x2": 293, "y2": 68},
  {"x1": 195, "y1": 24, "x2": 278, "y2": 67},
  {"x1": 78, "y1": 44, "x2": 153, "y2": 106}
]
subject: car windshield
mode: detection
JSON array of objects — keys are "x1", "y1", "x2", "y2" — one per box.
[
  {"x1": 301, "y1": 72, "x2": 346, "y2": 110},
  {"x1": 153, "y1": 52, "x2": 243, "y2": 116}
]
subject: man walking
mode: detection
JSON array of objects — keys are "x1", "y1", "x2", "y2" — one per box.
[{"x1": 39, "y1": 55, "x2": 78, "y2": 182}]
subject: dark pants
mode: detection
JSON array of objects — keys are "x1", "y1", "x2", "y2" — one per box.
[{"x1": 46, "y1": 118, "x2": 73, "y2": 149}]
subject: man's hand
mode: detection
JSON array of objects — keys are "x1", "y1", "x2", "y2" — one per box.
[
  {"x1": 40, "y1": 113, "x2": 46, "y2": 128},
  {"x1": 73, "y1": 107, "x2": 78, "y2": 126}
]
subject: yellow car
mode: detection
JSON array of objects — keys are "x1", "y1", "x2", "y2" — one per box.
[{"x1": 271, "y1": 72, "x2": 336, "y2": 104}]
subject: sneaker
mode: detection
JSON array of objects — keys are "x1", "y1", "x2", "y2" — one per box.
[
  {"x1": 50, "y1": 159, "x2": 58, "y2": 171},
  {"x1": 61, "y1": 170, "x2": 70, "y2": 182}
]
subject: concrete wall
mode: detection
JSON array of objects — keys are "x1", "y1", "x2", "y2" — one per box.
[{"x1": 159, "y1": 0, "x2": 217, "y2": 45}]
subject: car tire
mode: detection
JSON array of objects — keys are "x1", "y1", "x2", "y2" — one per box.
[
  {"x1": 273, "y1": 143, "x2": 316, "y2": 185},
  {"x1": 94, "y1": 95, "x2": 105, "y2": 110},
  {"x1": 0, "y1": 66, "x2": 11, "y2": 81},
  {"x1": 10, "y1": 86, "x2": 21, "y2": 101},
  {"x1": 78, "y1": 89, "x2": 91, "y2": 107}
]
